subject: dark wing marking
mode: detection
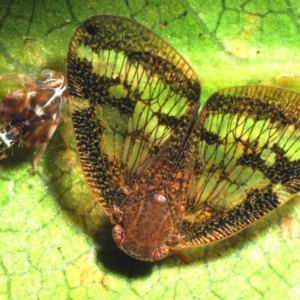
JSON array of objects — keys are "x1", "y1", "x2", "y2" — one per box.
[
  {"x1": 67, "y1": 15, "x2": 200, "y2": 213},
  {"x1": 178, "y1": 86, "x2": 300, "y2": 246}
]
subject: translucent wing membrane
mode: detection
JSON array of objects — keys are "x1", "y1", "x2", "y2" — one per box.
[
  {"x1": 68, "y1": 15, "x2": 300, "y2": 261},
  {"x1": 180, "y1": 86, "x2": 300, "y2": 246},
  {"x1": 68, "y1": 15, "x2": 200, "y2": 212}
]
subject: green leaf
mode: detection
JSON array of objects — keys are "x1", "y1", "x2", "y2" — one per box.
[{"x1": 1, "y1": 1, "x2": 300, "y2": 299}]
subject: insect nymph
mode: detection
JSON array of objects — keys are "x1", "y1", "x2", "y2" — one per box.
[
  {"x1": 68, "y1": 15, "x2": 300, "y2": 261},
  {"x1": 0, "y1": 70, "x2": 67, "y2": 173}
]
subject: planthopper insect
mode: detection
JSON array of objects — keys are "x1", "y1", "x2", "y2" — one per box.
[
  {"x1": 0, "y1": 70, "x2": 68, "y2": 173},
  {"x1": 67, "y1": 15, "x2": 300, "y2": 261}
]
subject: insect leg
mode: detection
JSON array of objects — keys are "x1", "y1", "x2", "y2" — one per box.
[
  {"x1": 0, "y1": 73, "x2": 34, "y2": 86},
  {"x1": 32, "y1": 143, "x2": 47, "y2": 174}
]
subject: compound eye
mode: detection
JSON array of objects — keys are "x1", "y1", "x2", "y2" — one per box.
[
  {"x1": 112, "y1": 225, "x2": 125, "y2": 245},
  {"x1": 153, "y1": 245, "x2": 169, "y2": 261},
  {"x1": 41, "y1": 69, "x2": 55, "y2": 79}
]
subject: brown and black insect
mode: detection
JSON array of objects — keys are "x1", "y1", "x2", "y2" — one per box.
[
  {"x1": 0, "y1": 70, "x2": 68, "y2": 173},
  {"x1": 67, "y1": 15, "x2": 300, "y2": 261}
]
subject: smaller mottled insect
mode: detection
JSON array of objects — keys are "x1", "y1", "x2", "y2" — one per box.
[
  {"x1": 68, "y1": 15, "x2": 300, "y2": 261},
  {"x1": 0, "y1": 69, "x2": 68, "y2": 173}
]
